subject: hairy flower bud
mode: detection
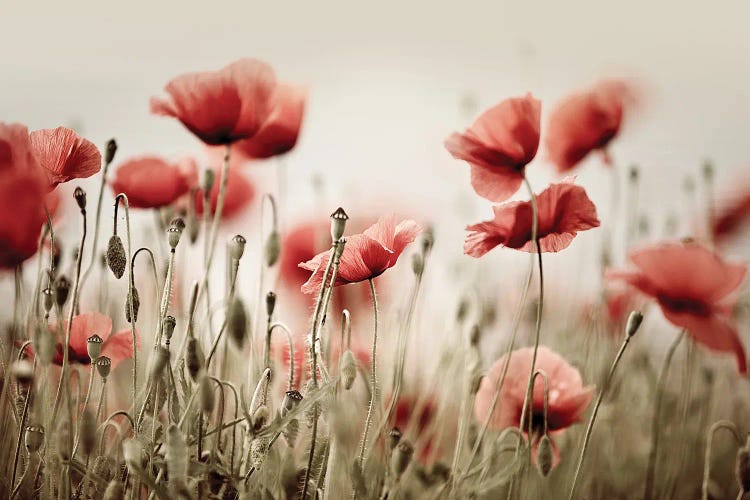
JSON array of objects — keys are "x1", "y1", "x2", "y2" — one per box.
[
  {"x1": 252, "y1": 405, "x2": 269, "y2": 433},
  {"x1": 422, "y1": 226, "x2": 434, "y2": 254},
  {"x1": 186, "y1": 337, "x2": 204, "y2": 381},
  {"x1": 330, "y1": 207, "x2": 349, "y2": 242},
  {"x1": 25, "y1": 424, "x2": 44, "y2": 453},
  {"x1": 202, "y1": 169, "x2": 216, "y2": 193},
  {"x1": 96, "y1": 356, "x2": 112, "y2": 378},
  {"x1": 199, "y1": 375, "x2": 214, "y2": 414},
  {"x1": 55, "y1": 275, "x2": 71, "y2": 307},
  {"x1": 87, "y1": 334, "x2": 103, "y2": 360},
  {"x1": 341, "y1": 350, "x2": 357, "y2": 390},
  {"x1": 536, "y1": 434, "x2": 553, "y2": 476},
  {"x1": 266, "y1": 291, "x2": 277, "y2": 317},
  {"x1": 264, "y1": 230, "x2": 280, "y2": 267},
  {"x1": 74, "y1": 187, "x2": 87, "y2": 211},
  {"x1": 626, "y1": 311, "x2": 644, "y2": 337},
  {"x1": 125, "y1": 286, "x2": 140, "y2": 323},
  {"x1": 105, "y1": 138, "x2": 118, "y2": 164},
  {"x1": 230, "y1": 234, "x2": 246, "y2": 261},
  {"x1": 106, "y1": 235, "x2": 126, "y2": 279},
  {"x1": 227, "y1": 297, "x2": 248, "y2": 349}
]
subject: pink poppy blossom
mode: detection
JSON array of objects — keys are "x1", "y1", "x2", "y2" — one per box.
[
  {"x1": 111, "y1": 156, "x2": 198, "y2": 209},
  {"x1": 29, "y1": 126, "x2": 101, "y2": 188},
  {"x1": 445, "y1": 94, "x2": 541, "y2": 202}
]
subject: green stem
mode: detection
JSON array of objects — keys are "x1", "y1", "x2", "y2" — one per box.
[
  {"x1": 358, "y1": 279, "x2": 379, "y2": 463},
  {"x1": 115, "y1": 194, "x2": 138, "y2": 411},
  {"x1": 80, "y1": 153, "x2": 114, "y2": 295}
]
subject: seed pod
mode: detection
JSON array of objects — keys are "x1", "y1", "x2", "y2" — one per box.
[
  {"x1": 280, "y1": 390, "x2": 303, "y2": 418},
  {"x1": 230, "y1": 234, "x2": 246, "y2": 260},
  {"x1": 105, "y1": 139, "x2": 118, "y2": 164},
  {"x1": 536, "y1": 434, "x2": 553, "y2": 477},
  {"x1": 87, "y1": 334, "x2": 103, "y2": 360},
  {"x1": 340, "y1": 350, "x2": 356, "y2": 390},
  {"x1": 387, "y1": 427, "x2": 402, "y2": 452},
  {"x1": 199, "y1": 375, "x2": 214, "y2": 414},
  {"x1": 186, "y1": 337, "x2": 204, "y2": 381},
  {"x1": 167, "y1": 226, "x2": 182, "y2": 250},
  {"x1": 125, "y1": 286, "x2": 140, "y2": 323},
  {"x1": 264, "y1": 230, "x2": 280, "y2": 267},
  {"x1": 626, "y1": 311, "x2": 644, "y2": 337},
  {"x1": 55, "y1": 275, "x2": 71, "y2": 306},
  {"x1": 150, "y1": 347, "x2": 170, "y2": 380},
  {"x1": 330, "y1": 207, "x2": 349, "y2": 242},
  {"x1": 96, "y1": 356, "x2": 112, "y2": 378},
  {"x1": 42, "y1": 288, "x2": 54, "y2": 313},
  {"x1": 25, "y1": 425, "x2": 44, "y2": 453},
  {"x1": 162, "y1": 315, "x2": 176, "y2": 341},
  {"x1": 391, "y1": 439, "x2": 414, "y2": 479},
  {"x1": 106, "y1": 235, "x2": 126, "y2": 279},
  {"x1": 80, "y1": 409, "x2": 97, "y2": 456},
  {"x1": 12, "y1": 360, "x2": 34, "y2": 391},
  {"x1": 74, "y1": 187, "x2": 87, "y2": 210},
  {"x1": 265, "y1": 291, "x2": 276, "y2": 317},
  {"x1": 226, "y1": 297, "x2": 248, "y2": 349}
]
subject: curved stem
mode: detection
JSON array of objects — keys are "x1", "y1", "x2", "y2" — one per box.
[
  {"x1": 72, "y1": 361, "x2": 97, "y2": 458},
  {"x1": 80, "y1": 153, "x2": 114, "y2": 295},
  {"x1": 357, "y1": 279, "x2": 379, "y2": 463},
  {"x1": 701, "y1": 420, "x2": 742, "y2": 500},
  {"x1": 115, "y1": 194, "x2": 137, "y2": 410}
]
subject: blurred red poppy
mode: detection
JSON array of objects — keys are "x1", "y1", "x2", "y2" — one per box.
[
  {"x1": 464, "y1": 179, "x2": 600, "y2": 257},
  {"x1": 445, "y1": 94, "x2": 541, "y2": 202},
  {"x1": 194, "y1": 166, "x2": 255, "y2": 219},
  {"x1": 110, "y1": 156, "x2": 197, "y2": 209},
  {"x1": 29, "y1": 126, "x2": 101, "y2": 188}
]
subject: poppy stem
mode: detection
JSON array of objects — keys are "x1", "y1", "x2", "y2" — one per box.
[
  {"x1": 115, "y1": 194, "x2": 138, "y2": 412},
  {"x1": 700, "y1": 420, "x2": 742, "y2": 500},
  {"x1": 567, "y1": 321, "x2": 637, "y2": 500},
  {"x1": 357, "y1": 278, "x2": 379, "y2": 464},
  {"x1": 643, "y1": 329, "x2": 685, "y2": 500},
  {"x1": 71, "y1": 358, "x2": 97, "y2": 459}
]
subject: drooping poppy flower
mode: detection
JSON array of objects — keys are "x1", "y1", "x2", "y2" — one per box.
[
  {"x1": 546, "y1": 80, "x2": 633, "y2": 172},
  {"x1": 236, "y1": 83, "x2": 307, "y2": 159},
  {"x1": 150, "y1": 58, "x2": 277, "y2": 145},
  {"x1": 607, "y1": 241, "x2": 747, "y2": 373},
  {"x1": 0, "y1": 122, "x2": 49, "y2": 268},
  {"x1": 445, "y1": 94, "x2": 541, "y2": 202},
  {"x1": 29, "y1": 126, "x2": 101, "y2": 188},
  {"x1": 299, "y1": 214, "x2": 420, "y2": 294},
  {"x1": 464, "y1": 179, "x2": 600, "y2": 257},
  {"x1": 110, "y1": 156, "x2": 197, "y2": 209},
  {"x1": 194, "y1": 166, "x2": 255, "y2": 218}
]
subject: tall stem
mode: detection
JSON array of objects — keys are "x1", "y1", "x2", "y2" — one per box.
[
  {"x1": 80, "y1": 152, "x2": 114, "y2": 294},
  {"x1": 357, "y1": 279, "x2": 379, "y2": 463},
  {"x1": 115, "y1": 194, "x2": 138, "y2": 410}
]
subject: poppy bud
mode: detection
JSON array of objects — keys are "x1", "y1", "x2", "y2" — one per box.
[
  {"x1": 536, "y1": 434, "x2": 553, "y2": 476},
  {"x1": 391, "y1": 439, "x2": 414, "y2": 479},
  {"x1": 106, "y1": 235, "x2": 126, "y2": 279},
  {"x1": 186, "y1": 337, "x2": 204, "y2": 381},
  {"x1": 250, "y1": 437, "x2": 269, "y2": 469},
  {"x1": 87, "y1": 334, "x2": 104, "y2": 360},
  {"x1": 74, "y1": 187, "x2": 87, "y2": 211},
  {"x1": 25, "y1": 424, "x2": 44, "y2": 453},
  {"x1": 329, "y1": 207, "x2": 349, "y2": 242},
  {"x1": 150, "y1": 347, "x2": 170, "y2": 380},
  {"x1": 162, "y1": 315, "x2": 176, "y2": 341},
  {"x1": 226, "y1": 297, "x2": 248, "y2": 348},
  {"x1": 55, "y1": 275, "x2": 71, "y2": 307},
  {"x1": 199, "y1": 375, "x2": 214, "y2": 414},
  {"x1": 340, "y1": 350, "x2": 357, "y2": 390},
  {"x1": 42, "y1": 288, "x2": 54, "y2": 313},
  {"x1": 80, "y1": 409, "x2": 97, "y2": 456},
  {"x1": 202, "y1": 169, "x2": 216, "y2": 193},
  {"x1": 387, "y1": 427, "x2": 402, "y2": 451},
  {"x1": 125, "y1": 287, "x2": 140, "y2": 323},
  {"x1": 230, "y1": 234, "x2": 246, "y2": 260},
  {"x1": 96, "y1": 356, "x2": 112, "y2": 378},
  {"x1": 167, "y1": 226, "x2": 182, "y2": 250},
  {"x1": 170, "y1": 217, "x2": 186, "y2": 232},
  {"x1": 252, "y1": 405, "x2": 269, "y2": 433},
  {"x1": 105, "y1": 139, "x2": 118, "y2": 164},
  {"x1": 422, "y1": 226, "x2": 434, "y2": 255},
  {"x1": 280, "y1": 390, "x2": 303, "y2": 418},
  {"x1": 12, "y1": 360, "x2": 34, "y2": 392},
  {"x1": 626, "y1": 311, "x2": 644, "y2": 338},
  {"x1": 266, "y1": 291, "x2": 276, "y2": 317},
  {"x1": 412, "y1": 253, "x2": 424, "y2": 276},
  {"x1": 264, "y1": 230, "x2": 280, "y2": 267}
]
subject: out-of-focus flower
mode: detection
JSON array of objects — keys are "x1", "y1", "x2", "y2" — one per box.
[
  {"x1": 29, "y1": 127, "x2": 101, "y2": 188},
  {"x1": 194, "y1": 166, "x2": 255, "y2": 218},
  {"x1": 150, "y1": 58, "x2": 277, "y2": 145},
  {"x1": 546, "y1": 80, "x2": 634, "y2": 172},
  {"x1": 236, "y1": 83, "x2": 307, "y2": 159},
  {"x1": 0, "y1": 123, "x2": 49, "y2": 268},
  {"x1": 110, "y1": 156, "x2": 197, "y2": 209},
  {"x1": 389, "y1": 394, "x2": 439, "y2": 462},
  {"x1": 280, "y1": 222, "x2": 329, "y2": 289},
  {"x1": 464, "y1": 179, "x2": 600, "y2": 257},
  {"x1": 711, "y1": 188, "x2": 750, "y2": 243},
  {"x1": 445, "y1": 94, "x2": 541, "y2": 202},
  {"x1": 299, "y1": 214, "x2": 420, "y2": 294},
  {"x1": 607, "y1": 241, "x2": 747, "y2": 373}
]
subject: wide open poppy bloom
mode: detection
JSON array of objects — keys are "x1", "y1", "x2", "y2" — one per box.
[
  {"x1": 194, "y1": 166, "x2": 255, "y2": 218},
  {"x1": 546, "y1": 80, "x2": 633, "y2": 172},
  {"x1": 298, "y1": 214, "x2": 420, "y2": 294},
  {"x1": 607, "y1": 241, "x2": 747, "y2": 373},
  {"x1": 445, "y1": 94, "x2": 541, "y2": 203},
  {"x1": 464, "y1": 179, "x2": 600, "y2": 257},
  {"x1": 29, "y1": 126, "x2": 101, "y2": 188},
  {"x1": 0, "y1": 123, "x2": 49, "y2": 268},
  {"x1": 236, "y1": 83, "x2": 307, "y2": 159},
  {"x1": 110, "y1": 156, "x2": 198, "y2": 209},
  {"x1": 150, "y1": 58, "x2": 277, "y2": 145}
]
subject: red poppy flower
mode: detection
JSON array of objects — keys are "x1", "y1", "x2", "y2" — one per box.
[
  {"x1": 445, "y1": 94, "x2": 541, "y2": 202},
  {"x1": 280, "y1": 222, "x2": 329, "y2": 289},
  {"x1": 546, "y1": 80, "x2": 633, "y2": 172},
  {"x1": 389, "y1": 394, "x2": 440, "y2": 462},
  {"x1": 29, "y1": 127, "x2": 101, "y2": 188},
  {"x1": 194, "y1": 166, "x2": 255, "y2": 218},
  {"x1": 236, "y1": 83, "x2": 307, "y2": 159},
  {"x1": 607, "y1": 241, "x2": 747, "y2": 373},
  {"x1": 711, "y1": 183, "x2": 750, "y2": 243},
  {"x1": 298, "y1": 214, "x2": 420, "y2": 294},
  {"x1": 464, "y1": 179, "x2": 600, "y2": 257},
  {"x1": 150, "y1": 58, "x2": 277, "y2": 145},
  {"x1": 110, "y1": 156, "x2": 197, "y2": 209},
  {"x1": 0, "y1": 122, "x2": 49, "y2": 268}
]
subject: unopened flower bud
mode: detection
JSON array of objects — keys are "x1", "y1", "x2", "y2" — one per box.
[
  {"x1": 230, "y1": 234, "x2": 246, "y2": 260},
  {"x1": 226, "y1": 297, "x2": 248, "y2": 348},
  {"x1": 163, "y1": 315, "x2": 176, "y2": 341},
  {"x1": 186, "y1": 337, "x2": 204, "y2": 381},
  {"x1": 330, "y1": 207, "x2": 349, "y2": 241},
  {"x1": 264, "y1": 230, "x2": 280, "y2": 267},
  {"x1": 167, "y1": 226, "x2": 182, "y2": 250},
  {"x1": 42, "y1": 288, "x2": 54, "y2": 313},
  {"x1": 55, "y1": 275, "x2": 71, "y2": 306},
  {"x1": 202, "y1": 169, "x2": 215, "y2": 192},
  {"x1": 536, "y1": 434, "x2": 553, "y2": 476},
  {"x1": 266, "y1": 291, "x2": 277, "y2": 317},
  {"x1": 150, "y1": 347, "x2": 170, "y2": 380},
  {"x1": 387, "y1": 427, "x2": 402, "y2": 451},
  {"x1": 87, "y1": 334, "x2": 103, "y2": 360},
  {"x1": 25, "y1": 424, "x2": 44, "y2": 453},
  {"x1": 199, "y1": 375, "x2": 214, "y2": 414},
  {"x1": 106, "y1": 235, "x2": 126, "y2": 279},
  {"x1": 125, "y1": 287, "x2": 140, "y2": 323},
  {"x1": 105, "y1": 139, "x2": 117, "y2": 164},
  {"x1": 74, "y1": 187, "x2": 87, "y2": 211},
  {"x1": 412, "y1": 253, "x2": 424, "y2": 276},
  {"x1": 341, "y1": 350, "x2": 357, "y2": 390},
  {"x1": 96, "y1": 356, "x2": 112, "y2": 378},
  {"x1": 12, "y1": 360, "x2": 34, "y2": 391},
  {"x1": 391, "y1": 439, "x2": 414, "y2": 479},
  {"x1": 626, "y1": 311, "x2": 644, "y2": 337},
  {"x1": 170, "y1": 217, "x2": 186, "y2": 231},
  {"x1": 281, "y1": 390, "x2": 303, "y2": 418},
  {"x1": 422, "y1": 226, "x2": 434, "y2": 254}
]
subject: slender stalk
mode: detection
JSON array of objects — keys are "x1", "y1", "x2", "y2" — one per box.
[
  {"x1": 643, "y1": 329, "x2": 685, "y2": 500},
  {"x1": 80, "y1": 150, "x2": 114, "y2": 294},
  {"x1": 700, "y1": 420, "x2": 742, "y2": 500},
  {"x1": 10, "y1": 388, "x2": 31, "y2": 489},
  {"x1": 71, "y1": 360, "x2": 97, "y2": 458},
  {"x1": 357, "y1": 279, "x2": 379, "y2": 463},
  {"x1": 115, "y1": 194, "x2": 138, "y2": 410}
]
